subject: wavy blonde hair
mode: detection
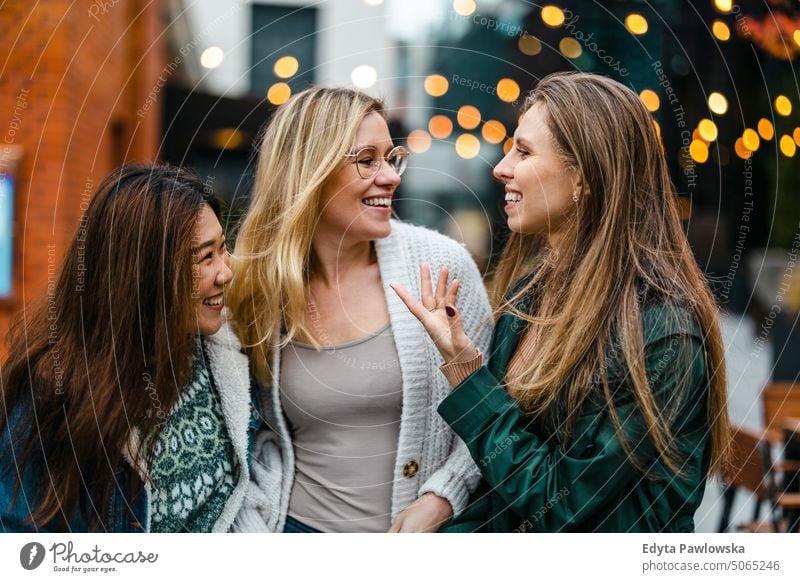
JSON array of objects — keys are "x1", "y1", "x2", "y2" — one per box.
[
  {"x1": 228, "y1": 87, "x2": 385, "y2": 385},
  {"x1": 491, "y1": 72, "x2": 729, "y2": 477}
]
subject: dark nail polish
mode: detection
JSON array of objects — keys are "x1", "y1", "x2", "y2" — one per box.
[{"x1": 446, "y1": 306, "x2": 455, "y2": 317}]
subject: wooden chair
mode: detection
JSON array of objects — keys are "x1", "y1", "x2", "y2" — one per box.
[
  {"x1": 718, "y1": 425, "x2": 781, "y2": 532},
  {"x1": 718, "y1": 382, "x2": 800, "y2": 532},
  {"x1": 762, "y1": 382, "x2": 800, "y2": 531}
]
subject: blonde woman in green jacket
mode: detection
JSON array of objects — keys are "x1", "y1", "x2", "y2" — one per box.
[{"x1": 391, "y1": 72, "x2": 730, "y2": 533}]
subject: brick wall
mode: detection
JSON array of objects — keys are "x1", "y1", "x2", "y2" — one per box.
[{"x1": 0, "y1": 0, "x2": 164, "y2": 359}]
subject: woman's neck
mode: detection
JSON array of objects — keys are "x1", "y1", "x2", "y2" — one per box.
[{"x1": 309, "y1": 234, "x2": 376, "y2": 288}]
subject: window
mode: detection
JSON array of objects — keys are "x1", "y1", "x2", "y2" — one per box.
[
  {"x1": 250, "y1": 4, "x2": 317, "y2": 96},
  {"x1": 0, "y1": 146, "x2": 21, "y2": 299}
]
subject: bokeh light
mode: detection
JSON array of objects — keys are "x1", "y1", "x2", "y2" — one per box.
[
  {"x1": 497, "y1": 78, "x2": 520, "y2": 103},
  {"x1": 779, "y1": 135, "x2": 796, "y2": 157},
  {"x1": 457, "y1": 105, "x2": 481, "y2": 130},
  {"x1": 689, "y1": 140, "x2": 709, "y2": 163},
  {"x1": 429, "y1": 115, "x2": 453, "y2": 139},
  {"x1": 541, "y1": 6, "x2": 565, "y2": 28},
  {"x1": 453, "y1": 0, "x2": 476, "y2": 16},
  {"x1": 351, "y1": 65, "x2": 377, "y2": 89},
  {"x1": 639, "y1": 89, "x2": 660, "y2": 112},
  {"x1": 267, "y1": 82, "x2": 291, "y2": 105},
  {"x1": 712, "y1": 20, "x2": 731, "y2": 41},
  {"x1": 519, "y1": 34, "x2": 542, "y2": 56},
  {"x1": 698, "y1": 119, "x2": 718, "y2": 142},
  {"x1": 757, "y1": 118, "x2": 774, "y2": 140},
  {"x1": 273, "y1": 56, "x2": 299, "y2": 78},
  {"x1": 708, "y1": 92, "x2": 728, "y2": 115},
  {"x1": 455, "y1": 134, "x2": 481, "y2": 159},
  {"x1": 742, "y1": 128, "x2": 760, "y2": 151},
  {"x1": 559, "y1": 38, "x2": 582, "y2": 59},
  {"x1": 200, "y1": 46, "x2": 224, "y2": 69},
  {"x1": 424, "y1": 74, "x2": 449, "y2": 97},
  {"x1": 775, "y1": 95, "x2": 792, "y2": 116},
  {"x1": 625, "y1": 14, "x2": 648, "y2": 35},
  {"x1": 407, "y1": 130, "x2": 432, "y2": 153},
  {"x1": 482, "y1": 120, "x2": 507, "y2": 144}
]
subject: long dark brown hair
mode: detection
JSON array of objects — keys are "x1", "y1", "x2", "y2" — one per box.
[
  {"x1": 491, "y1": 72, "x2": 729, "y2": 477},
  {"x1": 0, "y1": 164, "x2": 220, "y2": 531}
]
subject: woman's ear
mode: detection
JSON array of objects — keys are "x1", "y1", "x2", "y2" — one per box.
[{"x1": 572, "y1": 168, "x2": 590, "y2": 196}]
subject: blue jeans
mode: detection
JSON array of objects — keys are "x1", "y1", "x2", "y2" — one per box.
[{"x1": 283, "y1": 515, "x2": 322, "y2": 533}]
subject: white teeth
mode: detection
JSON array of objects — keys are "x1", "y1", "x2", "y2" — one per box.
[
  {"x1": 363, "y1": 197, "x2": 392, "y2": 207},
  {"x1": 203, "y1": 295, "x2": 223, "y2": 306},
  {"x1": 505, "y1": 192, "x2": 522, "y2": 203}
]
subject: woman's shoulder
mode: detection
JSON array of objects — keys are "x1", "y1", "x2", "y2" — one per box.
[
  {"x1": 385, "y1": 219, "x2": 474, "y2": 265},
  {"x1": 204, "y1": 310, "x2": 244, "y2": 353},
  {"x1": 639, "y1": 296, "x2": 703, "y2": 346}
]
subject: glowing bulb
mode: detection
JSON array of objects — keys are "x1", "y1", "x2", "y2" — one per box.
[
  {"x1": 689, "y1": 140, "x2": 709, "y2": 163},
  {"x1": 697, "y1": 119, "x2": 718, "y2": 142},
  {"x1": 734, "y1": 138, "x2": 752, "y2": 159},
  {"x1": 453, "y1": 0, "x2": 476, "y2": 16},
  {"x1": 273, "y1": 56, "x2": 299, "y2": 78},
  {"x1": 428, "y1": 115, "x2": 453, "y2": 139},
  {"x1": 708, "y1": 92, "x2": 728, "y2": 115},
  {"x1": 712, "y1": 20, "x2": 731, "y2": 41},
  {"x1": 742, "y1": 128, "x2": 760, "y2": 151},
  {"x1": 482, "y1": 120, "x2": 507, "y2": 144},
  {"x1": 541, "y1": 5, "x2": 565, "y2": 28},
  {"x1": 775, "y1": 95, "x2": 792, "y2": 116},
  {"x1": 519, "y1": 34, "x2": 542, "y2": 56},
  {"x1": 455, "y1": 134, "x2": 481, "y2": 159},
  {"x1": 625, "y1": 14, "x2": 648, "y2": 35},
  {"x1": 267, "y1": 83, "x2": 291, "y2": 105},
  {"x1": 757, "y1": 119, "x2": 774, "y2": 140},
  {"x1": 407, "y1": 130, "x2": 432, "y2": 154},
  {"x1": 779, "y1": 135, "x2": 796, "y2": 157},
  {"x1": 639, "y1": 89, "x2": 660, "y2": 112},
  {"x1": 559, "y1": 37, "x2": 582, "y2": 59},
  {"x1": 424, "y1": 75, "x2": 449, "y2": 97},
  {"x1": 200, "y1": 46, "x2": 224, "y2": 69},
  {"x1": 497, "y1": 79, "x2": 520, "y2": 103},
  {"x1": 457, "y1": 105, "x2": 481, "y2": 130},
  {"x1": 351, "y1": 65, "x2": 377, "y2": 89},
  {"x1": 714, "y1": 0, "x2": 732, "y2": 14}
]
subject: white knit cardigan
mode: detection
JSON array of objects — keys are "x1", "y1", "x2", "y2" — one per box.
[{"x1": 231, "y1": 219, "x2": 494, "y2": 532}]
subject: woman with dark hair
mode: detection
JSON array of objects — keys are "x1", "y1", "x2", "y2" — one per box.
[
  {"x1": 0, "y1": 164, "x2": 253, "y2": 532},
  {"x1": 392, "y1": 72, "x2": 730, "y2": 532}
]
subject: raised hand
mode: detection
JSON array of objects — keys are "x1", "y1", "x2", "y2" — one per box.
[{"x1": 389, "y1": 262, "x2": 478, "y2": 365}]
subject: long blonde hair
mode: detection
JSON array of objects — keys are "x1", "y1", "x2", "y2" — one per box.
[
  {"x1": 228, "y1": 87, "x2": 385, "y2": 386},
  {"x1": 492, "y1": 72, "x2": 729, "y2": 477}
]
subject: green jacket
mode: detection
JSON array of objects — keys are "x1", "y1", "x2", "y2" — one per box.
[{"x1": 439, "y1": 290, "x2": 711, "y2": 533}]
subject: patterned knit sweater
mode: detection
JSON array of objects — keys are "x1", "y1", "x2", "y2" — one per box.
[
  {"x1": 233, "y1": 219, "x2": 495, "y2": 532},
  {"x1": 147, "y1": 339, "x2": 237, "y2": 532}
]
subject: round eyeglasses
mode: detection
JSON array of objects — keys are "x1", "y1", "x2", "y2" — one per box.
[{"x1": 344, "y1": 145, "x2": 408, "y2": 179}]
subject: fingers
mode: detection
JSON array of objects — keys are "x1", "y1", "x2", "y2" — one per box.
[
  {"x1": 445, "y1": 278, "x2": 459, "y2": 307},
  {"x1": 420, "y1": 262, "x2": 433, "y2": 308},
  {"x1": 434, "y1": 265, "x2": 448, "y2": 306},
  {"x1": 389, "y1": 283, "x2": 428, "y2": 322},
  {"x1": 445, "y1": 303, "x2": 477, "y2": 362}
]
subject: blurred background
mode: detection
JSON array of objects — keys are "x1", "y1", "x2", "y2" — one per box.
[{"x1": 1, "y1": 0, "x2": 799, "y2": 532}]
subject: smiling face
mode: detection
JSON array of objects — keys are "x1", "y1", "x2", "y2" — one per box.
[
  {"x1": 192, "y1": 203, "x2": 233, "y2": 336},
  {"x1": 316, "y1": 111, "x2": 401, "y2": 243},
  {"x1": 493, "y1": 103, "x2": 581, "y2": 240}
]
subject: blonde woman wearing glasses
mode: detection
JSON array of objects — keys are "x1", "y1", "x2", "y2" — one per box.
[{"x1": 228, "y1": 87, "x2": 493, "y2": 533}]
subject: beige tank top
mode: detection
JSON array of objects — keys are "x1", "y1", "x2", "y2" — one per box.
[{"x1": 279, "y1": 322, "x2": 402, "y2": 532}]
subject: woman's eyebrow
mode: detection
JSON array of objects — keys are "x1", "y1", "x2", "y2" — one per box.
[
  {"x1": 191, "y1": 230, "x2": 224, "y2": 254},
  {"x1": 353, "y1": 143, "x2": 395, "y2": 155}
]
